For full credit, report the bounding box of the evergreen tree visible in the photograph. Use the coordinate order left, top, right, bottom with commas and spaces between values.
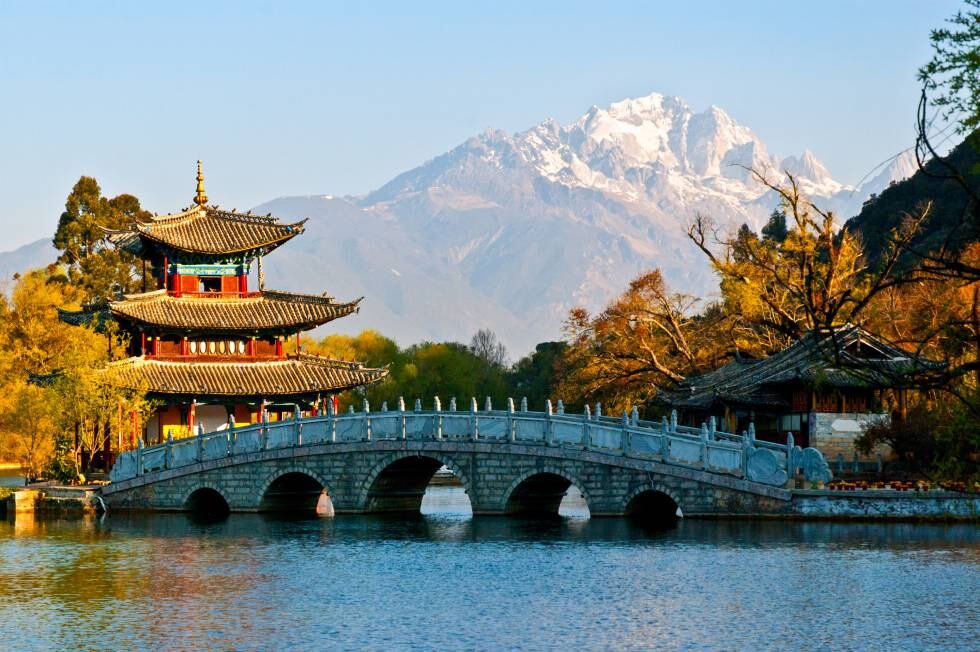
53, 176, 151, 301
761, 209, 788, 243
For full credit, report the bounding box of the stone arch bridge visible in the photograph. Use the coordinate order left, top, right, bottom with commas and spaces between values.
102, 399, 831, 519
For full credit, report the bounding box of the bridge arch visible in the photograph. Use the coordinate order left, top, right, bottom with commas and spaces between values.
622, 483, 682, 524
358, 451, 474, 514
257, 465, 334, 515
500, 466, 592, 516
182, 483, 231, 518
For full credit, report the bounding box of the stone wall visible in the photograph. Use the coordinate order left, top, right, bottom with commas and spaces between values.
809, 412, 888, 462
790, 490, 979, 520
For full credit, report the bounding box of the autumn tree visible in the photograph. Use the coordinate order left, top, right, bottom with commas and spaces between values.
559, 269, 725, 412
687, 170, 925, 356
53, 176, 151, 301
0, 268, 152, 478
0, 381, 59, 481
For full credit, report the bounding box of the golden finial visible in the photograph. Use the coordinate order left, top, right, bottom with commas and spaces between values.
193, 160, 208, 206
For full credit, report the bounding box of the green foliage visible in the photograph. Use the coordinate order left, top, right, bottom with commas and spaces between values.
53, 176, 151, 301
507, 342, 569, 412
306, 330, 515, 411
856, 396, 980, 482
761, 209, 788, 243
45, 432, 77, 484
918, 0, 980, 133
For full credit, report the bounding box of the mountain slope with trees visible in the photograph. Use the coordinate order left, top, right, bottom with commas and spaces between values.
845, 133, 980, 268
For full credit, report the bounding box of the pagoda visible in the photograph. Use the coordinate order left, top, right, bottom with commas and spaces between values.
62, 162, 387, 443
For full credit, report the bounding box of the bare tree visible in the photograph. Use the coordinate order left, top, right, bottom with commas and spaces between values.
470, 328, 507, 367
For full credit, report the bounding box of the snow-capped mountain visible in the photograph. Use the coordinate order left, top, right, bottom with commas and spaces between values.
253, 92, 909, 354
1, 93, 913, 355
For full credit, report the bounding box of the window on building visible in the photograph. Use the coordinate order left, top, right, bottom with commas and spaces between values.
199, 277, 221, 293
778, 413, 808, 433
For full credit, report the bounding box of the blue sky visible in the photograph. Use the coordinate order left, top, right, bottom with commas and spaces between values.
0, 0, 962, 248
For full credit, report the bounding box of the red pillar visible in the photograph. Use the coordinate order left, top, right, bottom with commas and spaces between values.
162, 256, 168, 291
275, 339, 283, 357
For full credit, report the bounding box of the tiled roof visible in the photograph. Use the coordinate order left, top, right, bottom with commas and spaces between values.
107, 289, 360, 332
661, 325, 946, 410
104, 204, 306, 256
106, 354, 388, 397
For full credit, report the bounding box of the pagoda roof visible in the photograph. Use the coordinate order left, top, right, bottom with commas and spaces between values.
106, 354, 388, 397
104, 204, 307, 257
103, 289, 361, 333
660, 325, 946, 411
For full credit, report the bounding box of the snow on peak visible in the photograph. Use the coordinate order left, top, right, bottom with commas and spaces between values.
781, 149, 833, 184
858, 149, 919, 196
263, 91, 920, 355
509, 92, 790, 189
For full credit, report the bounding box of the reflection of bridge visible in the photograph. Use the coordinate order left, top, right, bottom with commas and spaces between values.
103, 399, 831, 519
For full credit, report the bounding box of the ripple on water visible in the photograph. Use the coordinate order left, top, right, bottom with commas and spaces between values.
0, 486, 977, 651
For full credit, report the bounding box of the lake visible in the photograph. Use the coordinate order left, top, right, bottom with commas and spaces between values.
0, 485, 978, 651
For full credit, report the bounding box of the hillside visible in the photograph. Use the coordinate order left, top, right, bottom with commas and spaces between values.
0, 238, 57, 285
845, 133, 980, 266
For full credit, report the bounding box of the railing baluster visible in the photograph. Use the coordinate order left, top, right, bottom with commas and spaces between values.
398, 397, 407, 440
700, 422, 709, 469
136, 437, 144, 476
197, 423, 205, 462
545, 400, 554, 446
434, 396, 442, 440
582, 404, 591, 449
621, 410, 630, 456
295, 405, 303, 446
471, 397, 479, 440
363, 399, 371, 441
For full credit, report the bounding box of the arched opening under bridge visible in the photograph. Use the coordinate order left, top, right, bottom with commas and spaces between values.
624, 489, 681, 528
184, 487, 230, 519
366, 456, 471, 515
260, 472, 334, 516
505, 472, 590, 518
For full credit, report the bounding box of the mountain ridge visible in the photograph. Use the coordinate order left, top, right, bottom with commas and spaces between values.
2, 92, 915, 354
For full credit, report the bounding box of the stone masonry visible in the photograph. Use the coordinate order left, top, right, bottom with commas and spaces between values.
809, 412, 889, 462
101, 440, 792, 516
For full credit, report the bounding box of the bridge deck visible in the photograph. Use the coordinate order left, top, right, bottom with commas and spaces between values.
109, 402, 830, 492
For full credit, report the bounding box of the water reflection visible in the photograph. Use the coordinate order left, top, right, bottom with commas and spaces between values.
1, 486, 978, 651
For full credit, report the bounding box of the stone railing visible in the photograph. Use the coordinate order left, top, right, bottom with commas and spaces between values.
109, 398, 832, 487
